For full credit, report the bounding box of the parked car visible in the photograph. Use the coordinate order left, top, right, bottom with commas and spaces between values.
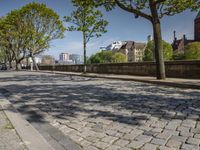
0, 63, 7, 70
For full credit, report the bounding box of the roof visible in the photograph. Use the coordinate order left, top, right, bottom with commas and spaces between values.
196, 10, 200, 19
120, 41, 146, 50
134, 43, 146, 49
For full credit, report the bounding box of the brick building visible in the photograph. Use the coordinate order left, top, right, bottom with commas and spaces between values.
172, 11, 200, 52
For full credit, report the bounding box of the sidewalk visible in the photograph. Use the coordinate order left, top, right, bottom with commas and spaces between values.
0, 94, 54, 150
0, 104, 27, 150
39, 70, 200, 90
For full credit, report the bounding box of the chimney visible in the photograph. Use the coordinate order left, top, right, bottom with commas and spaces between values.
173, 30, 177, 42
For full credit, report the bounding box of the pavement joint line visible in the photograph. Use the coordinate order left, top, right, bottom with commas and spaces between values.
0, 95, 55, 150
34, 70, 200, 90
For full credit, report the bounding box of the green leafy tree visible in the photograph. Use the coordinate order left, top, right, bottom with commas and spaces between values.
65, 0, 108, 73
1, 10, 30, 70
143, 40, 173, 61
88, 51, 127, 63
111, 52, 127, 63
94, 0, 199, 79
89, 51, 113, 63
185, 42, 200, 60
0, 3, 65, 70
173, 51, 185, 60
20, 3, 65, 70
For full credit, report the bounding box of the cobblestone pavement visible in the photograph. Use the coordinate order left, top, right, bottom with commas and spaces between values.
0, 105, 27, 150
0, 71, 200, 150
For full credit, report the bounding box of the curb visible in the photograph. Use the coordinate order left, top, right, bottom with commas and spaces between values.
36, 71, 200, 90
0, 95, 54, 150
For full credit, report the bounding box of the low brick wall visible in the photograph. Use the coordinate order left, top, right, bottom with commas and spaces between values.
39, 60, 200, 79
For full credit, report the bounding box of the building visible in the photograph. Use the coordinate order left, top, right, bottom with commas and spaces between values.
116, 41, 146, 62
106, 41, 126, 50
59, 53, 70, 61
172, 11, 200, 52
69, 54, 83, 64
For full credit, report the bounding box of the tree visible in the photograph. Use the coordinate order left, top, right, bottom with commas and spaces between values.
65, 0, 108, 73
173, 51, 185, 60
95, 0, 199, 79
88, 50, 127, 63
89, 51, 113, 63
143, 40, 173, 61
1, 10, 30, 70
41, 55, 55, 65
185, 42, 200, 60
0, 3, 65, 71
19, 3, 65, 70
111, 52, 127, 63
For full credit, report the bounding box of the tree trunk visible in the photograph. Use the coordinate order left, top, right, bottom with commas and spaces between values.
152, 20, 166, 79
15, 60, 21, 71
83, 32, 87, 73
9, 61, 12, 69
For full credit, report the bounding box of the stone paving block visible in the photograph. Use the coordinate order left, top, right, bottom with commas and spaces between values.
122, 133, 139, 140
159, 146, 176, 150
151, 138, 167, 146
119, 127, 132, 133
170, 135, 187, 143
186, 137, 200, 146
165, 139, 182, 149
181, 143, 200, 150
141, 143, 158, 150
105, 145, 121, 150
79, 140, 92, 147
93, 141, 110, 149
120, 147, 132, 150
83, 145, 99, 150
135, 134, 152, 143
127, 140, 145, 149
180, 131, 194, 137
190, 128, 200, 134
101, 136, 118, 144
194, 134, 200, 139
114, 139, 129, 147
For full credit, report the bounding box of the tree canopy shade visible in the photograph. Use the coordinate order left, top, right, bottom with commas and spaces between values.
143, 40, 173, 61
184, 42, 200, 60
0, 2, 65, 70
65, 0, 108, 73
88, 51, 127, 64
94, 0, 200, 79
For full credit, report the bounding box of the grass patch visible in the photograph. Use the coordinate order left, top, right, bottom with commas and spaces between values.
4, 122, 14, 129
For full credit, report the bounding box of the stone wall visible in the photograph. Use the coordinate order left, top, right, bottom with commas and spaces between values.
39, 60, 200, 79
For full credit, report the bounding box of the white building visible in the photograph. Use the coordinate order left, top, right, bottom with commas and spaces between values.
59, 53, 70, 61
106, 41, 125, 50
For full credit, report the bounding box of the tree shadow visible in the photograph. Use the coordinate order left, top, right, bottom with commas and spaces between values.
0, 73, 200, 127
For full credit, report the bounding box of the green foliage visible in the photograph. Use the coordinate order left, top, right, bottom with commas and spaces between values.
185, 42, 200, 60
65, 0, 108, 42
173, 51, 185, 60
111, 52, 127, 63
0, 2, 65, 69
88, 51, 127, 64
65, 0, 108, 68
143, 40, 173, 61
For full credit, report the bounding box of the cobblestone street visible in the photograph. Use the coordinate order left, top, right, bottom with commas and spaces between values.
0, 71, 200, 150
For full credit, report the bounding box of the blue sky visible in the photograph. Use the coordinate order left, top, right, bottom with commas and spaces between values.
0, 0, 197, 59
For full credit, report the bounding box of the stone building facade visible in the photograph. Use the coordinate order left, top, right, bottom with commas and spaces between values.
114, 41, 146, 62
172, 11, 200, 52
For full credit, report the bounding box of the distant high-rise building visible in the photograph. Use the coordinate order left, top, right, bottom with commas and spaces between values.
59, 53, 70, 61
